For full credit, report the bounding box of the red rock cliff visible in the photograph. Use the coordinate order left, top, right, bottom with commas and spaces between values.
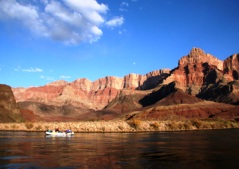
12, 69, 170, 110
163, 48, 224, 95
223, 54, 239, 81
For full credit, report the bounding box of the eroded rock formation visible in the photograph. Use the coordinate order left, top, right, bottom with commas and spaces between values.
163, 48, 224, 95
9, 47, 239, 121
0, 84, 22, 122
13, 69, 170, 110
223, 54, 239, 81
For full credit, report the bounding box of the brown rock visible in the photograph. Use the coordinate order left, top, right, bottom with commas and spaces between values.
179, 47, 223, 70
125, 93, 239, 120
223, 54, 239, 81
12, 69, 170, 112
0, 84, 22, 122
9, 47, 239, 121
163, 48, 224, 95
156, 89, 203, 105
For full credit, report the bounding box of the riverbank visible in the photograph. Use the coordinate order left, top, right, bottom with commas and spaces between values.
0, 119, 239, 132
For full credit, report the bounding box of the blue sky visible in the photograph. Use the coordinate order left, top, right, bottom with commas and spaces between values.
0, 0, 239, 88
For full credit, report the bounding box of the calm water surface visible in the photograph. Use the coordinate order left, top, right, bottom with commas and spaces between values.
0, 129, 239, 169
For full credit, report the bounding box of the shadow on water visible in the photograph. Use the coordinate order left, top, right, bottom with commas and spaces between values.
0, 129, 239, 169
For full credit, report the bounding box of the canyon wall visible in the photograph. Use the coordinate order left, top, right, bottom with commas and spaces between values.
10, 47, 239, 120
13, 69, 170, 110
162, 48, 237, 95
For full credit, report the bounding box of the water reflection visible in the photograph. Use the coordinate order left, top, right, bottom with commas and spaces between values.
0, 130, 239, 168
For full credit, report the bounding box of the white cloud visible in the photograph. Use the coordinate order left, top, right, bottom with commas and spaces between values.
119, 29, 126, 35
119, 2, 129, 12
14, 67, 20, 72
60, 75, 71, 79
64, 0, 107, 24
0, 0, 46, 35
43, 0, 108, 44
14, 67, 43, 72
40, 75, 54, 81
121, 2, 129, 7
22, 68, 43, 72
40, 0, 48, 5
106, 16, 124, 28
0, 0, 123, 45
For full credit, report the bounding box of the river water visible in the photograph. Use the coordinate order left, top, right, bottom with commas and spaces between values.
0, 129, 239, 169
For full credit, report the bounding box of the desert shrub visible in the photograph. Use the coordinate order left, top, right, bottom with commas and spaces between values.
80, 127, 87, 132
44, 125, 50, 130
177, 122, 185, 130
118, 125, 124, 131
0, 124, 9, 130
222, 121, 239, 128
25, 122, 34, 129
191, 119, 204, 129
2, 124, 9, 130
202, 122, 211, 129
35, 125, 42, 131
208, 119, 237, 129
210, 122, 220, 129
167, 121, 179, 130
11, 124, 18, 130
234, 116, 239, 122
231, 122, 239, 128
183, 122, 191, 130
150, 122, 160, 130
128, 119, 142, 130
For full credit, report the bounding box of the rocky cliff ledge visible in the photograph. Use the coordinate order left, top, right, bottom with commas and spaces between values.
163, 48, 238, 95
223, 54, 239, 81
12, 69, 170, 110
179, 48, 223, 70
0, 84, 22, 122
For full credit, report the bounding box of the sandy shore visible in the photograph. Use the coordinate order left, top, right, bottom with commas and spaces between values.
0, 119, 239, 132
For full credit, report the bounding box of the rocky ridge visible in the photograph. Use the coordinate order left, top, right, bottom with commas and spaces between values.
13, 69, 170, 110
6, 47, 239, 121
162, 48, 238, 96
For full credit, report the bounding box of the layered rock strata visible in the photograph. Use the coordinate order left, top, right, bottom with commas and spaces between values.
10, 47, 239, 121
13, 69, 170, 110
162, 48, 238, 96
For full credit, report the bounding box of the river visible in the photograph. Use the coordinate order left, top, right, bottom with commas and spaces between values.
0, 129, 239, 169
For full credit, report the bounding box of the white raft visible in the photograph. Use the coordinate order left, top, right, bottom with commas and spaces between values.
45, 130, 74, 137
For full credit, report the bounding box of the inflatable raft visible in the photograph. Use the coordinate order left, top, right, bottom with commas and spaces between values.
45, 130, 74, 136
